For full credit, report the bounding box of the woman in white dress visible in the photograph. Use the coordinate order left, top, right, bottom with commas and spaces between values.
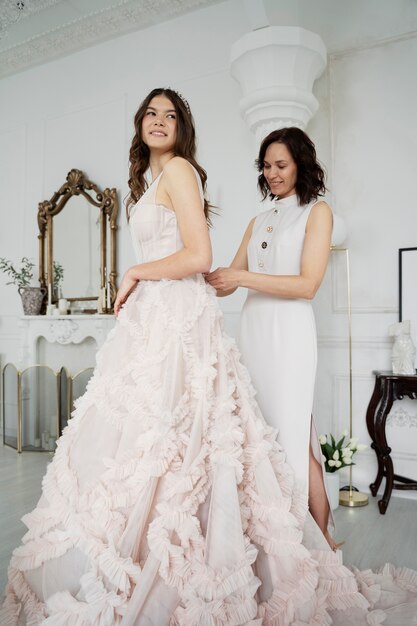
207, 128, 335, 549
2, 93, 417, 626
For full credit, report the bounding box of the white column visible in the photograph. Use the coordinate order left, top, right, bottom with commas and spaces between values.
230, 26, 327, 141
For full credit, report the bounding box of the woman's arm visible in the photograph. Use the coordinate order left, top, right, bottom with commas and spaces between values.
208, 201, 332, 300
209, 217, 255, 297
115, 157, 212, 316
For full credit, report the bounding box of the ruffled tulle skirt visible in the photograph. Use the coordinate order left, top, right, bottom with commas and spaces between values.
2, 275, 417, 625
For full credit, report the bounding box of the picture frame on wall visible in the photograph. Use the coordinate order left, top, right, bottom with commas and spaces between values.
399, 247, 417, 367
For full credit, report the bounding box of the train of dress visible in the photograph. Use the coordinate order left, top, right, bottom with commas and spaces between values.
1, 275, 417, 625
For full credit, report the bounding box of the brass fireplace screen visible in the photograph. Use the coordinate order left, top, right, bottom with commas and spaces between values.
2, 364, 93, 453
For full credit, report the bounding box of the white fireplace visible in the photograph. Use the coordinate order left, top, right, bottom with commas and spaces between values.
18, 314, 115, 373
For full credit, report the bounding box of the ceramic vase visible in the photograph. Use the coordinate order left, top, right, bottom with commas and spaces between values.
19, 287, 47, 315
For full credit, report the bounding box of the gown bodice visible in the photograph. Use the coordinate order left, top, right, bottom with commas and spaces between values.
128, 168, 204, 264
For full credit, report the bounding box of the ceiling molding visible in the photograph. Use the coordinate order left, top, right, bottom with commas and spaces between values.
0, 0, 223, 79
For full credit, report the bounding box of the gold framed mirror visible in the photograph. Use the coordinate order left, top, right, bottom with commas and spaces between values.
38, 169, 118, 313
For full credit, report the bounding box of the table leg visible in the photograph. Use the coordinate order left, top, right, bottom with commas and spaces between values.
366, 378, 384, 496
374, 379, 394, 514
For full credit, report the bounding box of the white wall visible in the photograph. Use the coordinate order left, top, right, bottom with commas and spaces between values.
1, 0, 417, 496
0, 0, 258, 360
314, 31, 417, 494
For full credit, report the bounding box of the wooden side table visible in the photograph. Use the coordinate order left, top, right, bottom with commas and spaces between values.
366, 370, 417, 514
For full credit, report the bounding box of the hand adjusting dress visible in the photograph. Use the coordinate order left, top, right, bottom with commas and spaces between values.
2, 171, 417, 626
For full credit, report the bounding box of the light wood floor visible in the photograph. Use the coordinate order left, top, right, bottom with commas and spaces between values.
1, 443, 417, 593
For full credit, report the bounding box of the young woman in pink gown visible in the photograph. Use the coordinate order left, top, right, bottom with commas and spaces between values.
2, 90, 417, 626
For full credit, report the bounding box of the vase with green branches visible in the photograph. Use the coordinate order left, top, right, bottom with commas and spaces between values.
0, 257, 46, 315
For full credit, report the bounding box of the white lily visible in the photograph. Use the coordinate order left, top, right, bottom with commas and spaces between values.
319, 435, 327, 445
333, 450, 340, 461
329, 459, 342, 468
349, 437, 359, 450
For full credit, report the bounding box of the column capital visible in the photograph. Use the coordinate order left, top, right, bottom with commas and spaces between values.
230, 26, 327, 141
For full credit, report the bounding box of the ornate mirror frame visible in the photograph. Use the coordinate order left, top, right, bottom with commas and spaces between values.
38, 169, 118, 313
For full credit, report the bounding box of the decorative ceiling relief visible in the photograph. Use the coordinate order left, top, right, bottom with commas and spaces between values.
0, 0, 60, 41
0, 0, 222, 78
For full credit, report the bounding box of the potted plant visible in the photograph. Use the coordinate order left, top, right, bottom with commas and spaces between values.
319, 431, 367, 510
0, 257, 46, 315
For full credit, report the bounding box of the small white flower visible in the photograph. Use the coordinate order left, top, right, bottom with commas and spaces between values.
319, 435, 327, 445
344, 457, 353, 465
335, 460, 342, 468
328, 460, 337, 467
341, 430, 348, 437
333, 450, 340, 461
356, 444, 367, 451
322, 454, 327, 463
342, 448, 353, 458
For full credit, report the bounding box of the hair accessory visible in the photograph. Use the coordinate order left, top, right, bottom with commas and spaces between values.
166, 88, 191, 115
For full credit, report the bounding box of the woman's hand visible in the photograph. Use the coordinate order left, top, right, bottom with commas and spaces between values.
206, 267, 244, 292
114, 268, 138, 318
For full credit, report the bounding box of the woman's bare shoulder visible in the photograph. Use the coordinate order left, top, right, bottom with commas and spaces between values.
311, 199, 332, 213
163, 156, 193, 177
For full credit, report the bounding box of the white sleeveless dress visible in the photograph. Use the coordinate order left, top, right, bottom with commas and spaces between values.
240, 194, 323, 498
2, 173, 417, 626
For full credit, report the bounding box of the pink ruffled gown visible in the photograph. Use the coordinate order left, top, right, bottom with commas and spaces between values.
2, 169, 417, 625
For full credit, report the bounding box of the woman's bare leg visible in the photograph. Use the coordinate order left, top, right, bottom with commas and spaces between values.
308, 445, 337, 550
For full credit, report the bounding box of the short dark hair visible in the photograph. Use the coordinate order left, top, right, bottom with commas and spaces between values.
256, 127, 326, 205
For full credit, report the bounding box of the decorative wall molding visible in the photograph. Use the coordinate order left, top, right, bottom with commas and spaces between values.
387, 407, 417, 428
0, 333, 20, 340
318, 336, 392, 350
330, 259, 398, 314
0, 0, 222, 78
361, 446, 417, 463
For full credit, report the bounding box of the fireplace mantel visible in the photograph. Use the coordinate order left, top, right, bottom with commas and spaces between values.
18, 314, 116, 370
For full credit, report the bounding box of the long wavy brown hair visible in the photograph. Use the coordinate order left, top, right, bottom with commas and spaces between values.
126, 88, 211, 222
256, 127, 326, 205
